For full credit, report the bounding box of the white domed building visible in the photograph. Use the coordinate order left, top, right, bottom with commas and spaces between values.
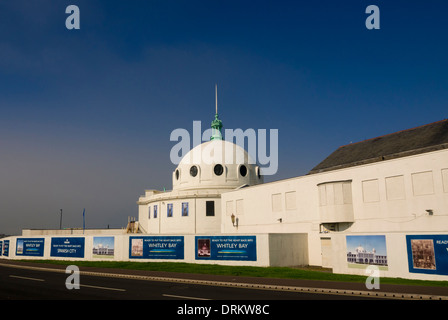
137, 113, 263, 235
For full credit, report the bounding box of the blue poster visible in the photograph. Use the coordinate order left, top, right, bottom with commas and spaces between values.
16, 238, 45, 256
2, 240, 9, 256
406, 235, 448, 275
129, 236, 184, 259
195, 236, 257, 261
50, 237, 85, 258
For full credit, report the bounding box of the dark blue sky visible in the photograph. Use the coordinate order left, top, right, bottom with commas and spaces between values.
1, 1, 447, 234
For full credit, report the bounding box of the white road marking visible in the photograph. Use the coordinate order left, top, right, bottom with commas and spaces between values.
162, 294, 211, 300
80, 284, 126, 292
9, 275, 45, 282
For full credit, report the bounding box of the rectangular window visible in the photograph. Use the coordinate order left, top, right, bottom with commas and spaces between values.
206, 201, 215, 216
342, 182, 353, 204
271, 193, 282, 212
442, 168, 448, 193
385, 175, 405, 200
154, 205, 158, 218
167, 203, 173, 217
285, 191, 297, 210
318, 184, 326, 206
362, 179, 380, 203
412, 171, 434, 196
182, 202, 189, 216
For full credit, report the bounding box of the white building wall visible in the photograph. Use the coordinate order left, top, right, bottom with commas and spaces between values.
137, 189, 222, 235
4, 148, 447, 280
221, 148, 448, 276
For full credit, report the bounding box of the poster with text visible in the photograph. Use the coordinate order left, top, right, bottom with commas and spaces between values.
129, 236, 184, 259
16, 238, 45, 256
195, 236, 257, 261
50, 237, 85, 258
406, 235, 448, 275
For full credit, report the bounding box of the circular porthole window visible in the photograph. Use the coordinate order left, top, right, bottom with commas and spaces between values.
190, 165, 198, 177
214, 164, 224, 176
239, 165, 247, 177
175, 169, 180, 180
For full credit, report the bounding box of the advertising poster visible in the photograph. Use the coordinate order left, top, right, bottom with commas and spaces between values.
346, 235, 388, 270
195, 236, 257, 261
3, 240, 9, 257
129, 236, 184, 259
16, 238, 45, 257
50, 237, 85, 258
92, 237, 115, 259
406, 235, 448, 275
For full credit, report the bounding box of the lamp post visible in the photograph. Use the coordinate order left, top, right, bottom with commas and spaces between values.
60, 209, 63, 229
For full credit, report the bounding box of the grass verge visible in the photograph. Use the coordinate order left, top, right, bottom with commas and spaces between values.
20, 259, 448, 288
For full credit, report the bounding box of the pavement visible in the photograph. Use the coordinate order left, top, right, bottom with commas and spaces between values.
1, 259, 447, 300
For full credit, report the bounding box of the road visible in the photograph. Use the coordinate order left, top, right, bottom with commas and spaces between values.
1, 261, 445, 319
0, 264, 372, 300
2, 262, 393, 319
2, 262, 392, 319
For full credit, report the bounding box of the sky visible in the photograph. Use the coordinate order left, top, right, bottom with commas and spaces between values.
346, 235, 387, 256
0, 1, 447, 235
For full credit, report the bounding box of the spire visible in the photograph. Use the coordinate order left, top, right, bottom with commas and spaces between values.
210, 84, 223, 141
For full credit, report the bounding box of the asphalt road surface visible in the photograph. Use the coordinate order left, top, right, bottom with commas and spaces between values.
1, 262, 393, 320
0, 264, 375, 300
1, 261, 443, 319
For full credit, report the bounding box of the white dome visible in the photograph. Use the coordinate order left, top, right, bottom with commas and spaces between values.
179, 140, 254, 166
173, 140, 263, 191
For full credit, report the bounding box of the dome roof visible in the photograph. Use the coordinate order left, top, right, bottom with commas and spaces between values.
173, 139, 263, 191
172, 101, 264, 191
179, 140, 255, 166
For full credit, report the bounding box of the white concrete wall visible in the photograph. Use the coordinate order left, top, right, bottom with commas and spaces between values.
268, 233, 308, 267
3, 231, 448, 280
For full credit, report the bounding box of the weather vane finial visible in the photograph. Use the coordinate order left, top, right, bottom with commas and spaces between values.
210, 84, 223, 141
215, 83, 218, 115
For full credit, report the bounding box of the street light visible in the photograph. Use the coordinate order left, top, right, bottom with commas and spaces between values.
60, 209, 63, 229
